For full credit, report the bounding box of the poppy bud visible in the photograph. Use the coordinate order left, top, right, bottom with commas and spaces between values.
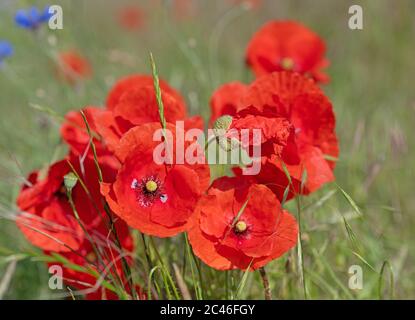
63, 172, 78, 192
213, 115, 233, 136
213, 115, 240, 152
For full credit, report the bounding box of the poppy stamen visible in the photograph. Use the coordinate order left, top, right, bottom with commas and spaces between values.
145, 180, 158, 193
234, 220, 248, 234
280, 57, 295, 70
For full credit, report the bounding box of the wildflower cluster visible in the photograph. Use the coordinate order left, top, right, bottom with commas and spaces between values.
15, 14, 338, 299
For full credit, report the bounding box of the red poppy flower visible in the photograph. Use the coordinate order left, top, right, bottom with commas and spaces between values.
117, 5, 144, 31
210, 72, 338, 200
57, 50, 92, 84
106, 75, 186, 111
228, 114, 296, 159
16, 155, 119, 252
97, 75, 203, 152
17, 198, 84, 253
60, 107, 119, 169
16, 160, 83, 252
246, 21, 329, 83
188, 176, 298, 270
101, 122, 210, 237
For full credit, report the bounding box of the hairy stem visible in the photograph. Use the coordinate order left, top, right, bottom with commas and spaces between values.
259, 267, 272, 300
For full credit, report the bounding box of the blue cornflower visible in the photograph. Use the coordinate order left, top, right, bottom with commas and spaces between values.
15, 6, 52, 30
0, 41, 13, 64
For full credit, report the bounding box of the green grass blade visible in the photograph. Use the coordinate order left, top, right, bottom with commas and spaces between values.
378, 260, 395, 300
234, 261, 253, 299
337, 184, 362, 216
149, 52, 167, 131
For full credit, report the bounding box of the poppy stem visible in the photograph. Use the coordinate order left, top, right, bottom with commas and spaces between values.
259, 267, 272, 300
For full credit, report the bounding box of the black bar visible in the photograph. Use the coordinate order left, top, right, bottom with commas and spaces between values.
0, 300, 412, 318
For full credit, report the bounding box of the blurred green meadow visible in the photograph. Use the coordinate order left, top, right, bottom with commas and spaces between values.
0, 0, 414, 299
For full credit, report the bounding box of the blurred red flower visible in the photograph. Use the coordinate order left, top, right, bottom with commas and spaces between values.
106, 74, 185, 110
246, 21, 329, 83
188, 176, 298, 270
101, 122, 210, 238
230, 0, 262, 9
210, 72, 339, 200
117, 5, 144, 31
96, 74, 203, 152
57, 50, 92, 84
173, 0, 196, 19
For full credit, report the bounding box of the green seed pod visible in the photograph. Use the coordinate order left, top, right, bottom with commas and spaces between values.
63, 172, 78, 192
213, 115, 233, 137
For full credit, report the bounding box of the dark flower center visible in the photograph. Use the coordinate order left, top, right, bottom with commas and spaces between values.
131, 175, 168, 207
